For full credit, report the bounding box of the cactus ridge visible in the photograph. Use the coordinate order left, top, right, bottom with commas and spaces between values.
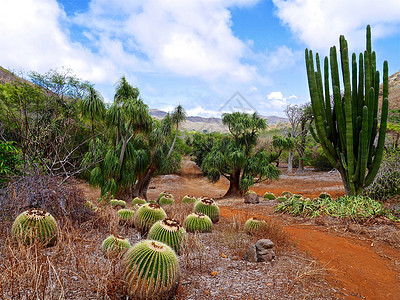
193, 198, 220, 223
134, 203, 168, 235
122, 240, 180, 299
148, 218, 187, 254
12, 208, 58, 247
117, 209, 135, 226
101, 234, 131, 258
244, 217, 267, 234
158, 194, 175, 206
184, 212, 213, 233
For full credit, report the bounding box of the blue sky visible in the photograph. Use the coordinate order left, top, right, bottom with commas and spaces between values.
1, 0, 399, 117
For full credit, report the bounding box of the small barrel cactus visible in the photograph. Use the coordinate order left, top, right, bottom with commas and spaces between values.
184, 212, 212, 233
194, 198, 219, 223
132, 196, 147, 206
134, 203, 167, 235
281, 191, 293, 198
12, 208, 58, 247
101, 234, 131, 258
157, 191, 171, 201
318, 192, 331, 199
244, 217, 268, 235
158, 194, 175, 206
84, 200, 98, 211
122, 240, 180, 299
182, 195, 197, 204
148, 218, 187, 254
263, 192, 276, 200
117, 209, 135, 226
110, 199, 126, 208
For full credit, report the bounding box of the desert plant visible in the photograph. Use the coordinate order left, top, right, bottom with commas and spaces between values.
184, 212, 213, 233
158, 194, 175, 206
122, 240, 180, 299
182, 195, 197, 203
264, 192, 276, 200
117, 209, 135, 226
101, 234, 131, 258
245, 190, 257, 196
12, 208, 58, 247
157, 192, 170, 201
276, 196, 287, 203
134, 203, 167, 235
110, 199, 126, 208
318, 192, 331, 199
132, 196, 147, 206
305, 25, 389, 195
148, 218, 187, 254
243, 217, 268, 235
193, 198, 220, 223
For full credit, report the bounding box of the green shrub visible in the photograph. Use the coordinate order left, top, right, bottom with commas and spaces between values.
309, 147, 335, 171
12, 208, 58, 247
148, 218, 187, 254
0, 141, 22, 187
318, 192, 331, 199
122, 240, 180, 299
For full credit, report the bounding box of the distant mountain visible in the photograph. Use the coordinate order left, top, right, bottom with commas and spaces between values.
386, 70, 400, 110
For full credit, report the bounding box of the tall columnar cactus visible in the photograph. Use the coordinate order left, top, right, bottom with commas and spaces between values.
244, 217, 267, 235
305, 25, 389, 195
184, 212, 212, 233
193, 198, 220, 223
148, 218, 187, 254
101, 234, 131, 258
134, 203, 167, 235
12, 209, 58, 247
122, 240, 180, 299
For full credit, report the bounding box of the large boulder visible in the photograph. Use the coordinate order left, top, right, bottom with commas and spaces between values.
255, 239, 275, 262
244, 192, 260, 204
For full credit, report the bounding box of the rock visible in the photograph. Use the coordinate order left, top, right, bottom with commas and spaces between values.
243, 243, 257, 262
255, 239, 275, 262
244, 193, 260, 204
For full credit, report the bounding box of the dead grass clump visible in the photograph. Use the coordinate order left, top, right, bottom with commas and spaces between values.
252, 219, 294, 252
0, 220, 126, 299
0, 175, 93, 224
163, 202, 194, 225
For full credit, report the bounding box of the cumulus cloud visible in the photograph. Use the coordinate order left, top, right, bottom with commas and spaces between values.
273, 0, 400, 51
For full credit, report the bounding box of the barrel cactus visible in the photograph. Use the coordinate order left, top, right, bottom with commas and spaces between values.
148, 218, 187, 254
184, 212, 212, 233
117, 209, 135, 226
318, 192, 331, 199
263, 192, 276, 200
193, 198, 219, 223
182, 195, 197, 204
122, 240, 180, 300
276, 196, 287, 203
158, 194, 174, 206
157, 191, 171, 201
12, 208, 58, 247
101, 234, 131, 258
132, 196, 147, 206
111, 199, 126, 208
244, 217, 267, 235
134, 203, 167, 235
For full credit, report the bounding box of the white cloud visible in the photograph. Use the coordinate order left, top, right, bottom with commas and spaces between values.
273, 0, 400, 51
186, 106, 221, 118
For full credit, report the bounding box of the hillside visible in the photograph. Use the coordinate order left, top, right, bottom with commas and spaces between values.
387, 70, 400, 110
0, 67, 29, 85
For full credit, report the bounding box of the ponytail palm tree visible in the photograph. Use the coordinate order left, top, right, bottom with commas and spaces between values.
167, 105, 187, 158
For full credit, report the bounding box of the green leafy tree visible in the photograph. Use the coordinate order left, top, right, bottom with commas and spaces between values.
166, 105, 187, 158
200, 112, 280, 197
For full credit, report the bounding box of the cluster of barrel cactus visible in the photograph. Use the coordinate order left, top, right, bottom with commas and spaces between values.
194, 198, 220, 223
110, 199, 126, 208
12, 208, 58, 247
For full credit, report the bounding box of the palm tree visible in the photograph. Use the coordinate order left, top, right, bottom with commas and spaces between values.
166, 105, 187, 158
81, 85, 105, 150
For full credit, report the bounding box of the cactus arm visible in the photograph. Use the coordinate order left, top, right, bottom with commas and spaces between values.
309, 124, 320, 143
324, 56, 334, 140
365, 97, 388, 186
357, 53, 364, 116
357, 107, 369, 187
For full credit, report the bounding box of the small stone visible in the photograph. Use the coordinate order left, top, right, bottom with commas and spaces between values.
211, 271, 218, 277
244, 193, 260, 204
243, 243, 257, 262
221, 253, 227, 258
255, 239, 275, 262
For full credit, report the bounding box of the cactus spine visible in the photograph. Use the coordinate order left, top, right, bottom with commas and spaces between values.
184, 212, 212, 233
122, 240, 180, 299
305, 25, 389, 195
12, 209, 58, 247
148, 218, 187, 254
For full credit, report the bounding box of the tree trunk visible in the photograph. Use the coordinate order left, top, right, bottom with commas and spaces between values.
132, 168, 156, 199
288, 150, 294, 173
167, 127, 178, 159
223, 169, 242, 197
